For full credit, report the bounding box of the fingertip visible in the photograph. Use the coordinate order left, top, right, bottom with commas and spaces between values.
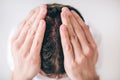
62, 7, 69, 12
39, 4, 47, 19
40, 4, 47, 8
71, 10, 75, 13
61, 7, 69, 16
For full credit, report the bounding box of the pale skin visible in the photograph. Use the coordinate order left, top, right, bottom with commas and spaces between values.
11, 5, 99, 80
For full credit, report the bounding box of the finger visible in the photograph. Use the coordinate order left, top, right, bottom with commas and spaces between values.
39, 4, 47, 19
27, 4, 47, 48
70, 35, 83, 61
20, 9, 40, 56
71, 10, 86, 28
14, 8, 39, 49
71, 11, 98, 60
32, 5, 47, 31
61, 7, 85, 60
70, 10, 89, 52
11, 10, 35, 43
84, 25, 97, 48
30, 20, 46, 56
71, 10, 96, 47
60, 24, 75, 62
61, 7, 76, 39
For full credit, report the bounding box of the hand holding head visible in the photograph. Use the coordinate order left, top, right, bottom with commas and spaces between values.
60, 7, 99, 80
11, 5, 47, 80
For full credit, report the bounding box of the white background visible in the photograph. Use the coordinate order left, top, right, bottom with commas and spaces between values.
0, 0, 120, 80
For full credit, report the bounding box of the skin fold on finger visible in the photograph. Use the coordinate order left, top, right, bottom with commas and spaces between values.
30, 20, 46, 57
60, 24, 75, 63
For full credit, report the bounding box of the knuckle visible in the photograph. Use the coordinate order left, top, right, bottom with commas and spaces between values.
28, 21, 33, 26
92, 43, 97, 50
65, 44, 72, 52
13, 40, 21, 49
86, 52, 92, 59
29, 28, 36, 36
21, 28, 28, 36
30, 55, 39, 64
27, 20, 33, 27
79, 55, 87, 64
70, 34, 77, 40
85, 46, 91, 54
84, 46, 94, 59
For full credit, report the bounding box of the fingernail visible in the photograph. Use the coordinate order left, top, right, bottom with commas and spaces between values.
62, 7, 70, 16
62, 7, 69, 12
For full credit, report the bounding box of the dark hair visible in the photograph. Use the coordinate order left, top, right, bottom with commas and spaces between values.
40, 3, 84, 77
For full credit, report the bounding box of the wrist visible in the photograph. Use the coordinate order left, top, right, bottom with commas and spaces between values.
90, 70, 99, 80
72, 70, 99, 80
74, 75, 99, 80
11, 71, 31, 80
85, 71, 99, 80
85, 70, 99, 80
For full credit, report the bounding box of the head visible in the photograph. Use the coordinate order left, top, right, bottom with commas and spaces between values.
40, 3, 84, 78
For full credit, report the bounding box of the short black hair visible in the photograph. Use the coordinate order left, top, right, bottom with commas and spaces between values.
40, 3, 84, 77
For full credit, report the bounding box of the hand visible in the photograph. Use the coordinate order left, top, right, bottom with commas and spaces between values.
11, 5, 47, 80
60, 7, 99, 80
